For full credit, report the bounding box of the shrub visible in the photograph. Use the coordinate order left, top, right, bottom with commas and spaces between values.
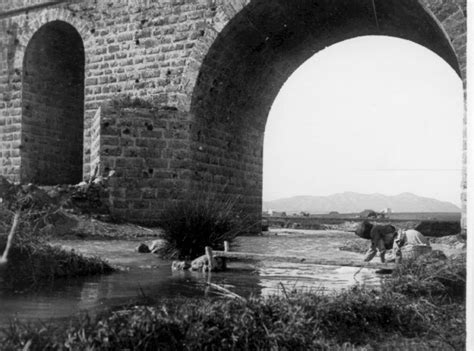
1, 242, 114, 291
1, 209, 114, 292
157, 195, 247, 259
0, 289, 447, 350
384, 251, 466, 303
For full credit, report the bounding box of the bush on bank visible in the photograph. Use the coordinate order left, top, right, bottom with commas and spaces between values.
157, 195, 247, 259
384, 252, 466, 303
1, 242, 114, 291
0, 210, 114, 292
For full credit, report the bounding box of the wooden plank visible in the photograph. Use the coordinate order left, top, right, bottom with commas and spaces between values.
213, 250, 396, 270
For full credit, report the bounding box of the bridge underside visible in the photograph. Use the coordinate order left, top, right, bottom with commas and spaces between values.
186, 0, 462, 231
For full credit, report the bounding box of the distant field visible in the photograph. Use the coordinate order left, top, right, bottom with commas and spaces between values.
308, 212, 461, 221
263, 212, 461, 232
376, 212, 460, 221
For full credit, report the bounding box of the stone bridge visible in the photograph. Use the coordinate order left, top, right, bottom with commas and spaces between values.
0, 0, 467, 231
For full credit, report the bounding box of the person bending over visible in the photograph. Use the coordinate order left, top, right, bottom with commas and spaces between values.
354, 220, 397, 263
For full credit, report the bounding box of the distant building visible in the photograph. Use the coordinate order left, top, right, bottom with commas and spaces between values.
262, 209, 287, 217
379, 208, 392, 219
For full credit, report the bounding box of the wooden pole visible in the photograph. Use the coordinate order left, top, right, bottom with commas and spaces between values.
205, 246, 214, 272
0, 210, 20, 265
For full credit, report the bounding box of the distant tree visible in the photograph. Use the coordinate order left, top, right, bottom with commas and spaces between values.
359, 209, 377, 218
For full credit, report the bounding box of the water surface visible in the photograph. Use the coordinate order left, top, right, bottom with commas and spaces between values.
0, 229, 381, 326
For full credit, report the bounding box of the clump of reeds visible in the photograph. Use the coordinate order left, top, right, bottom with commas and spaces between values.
157, 194, 248, 259
384, 251, 466, 303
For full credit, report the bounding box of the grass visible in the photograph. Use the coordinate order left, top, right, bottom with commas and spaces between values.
1, 242, 114, 291
1, 209, 114, 292
157, 195, 248, 259
384, 251, 466, 303
0, 252, 466, 350
0, 284, 464, 350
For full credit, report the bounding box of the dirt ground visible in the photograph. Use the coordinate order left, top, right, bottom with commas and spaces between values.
41, 212, 162, 240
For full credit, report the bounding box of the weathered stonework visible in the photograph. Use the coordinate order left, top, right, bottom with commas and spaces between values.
97, 99, 193, 222
0, 0, 467, 230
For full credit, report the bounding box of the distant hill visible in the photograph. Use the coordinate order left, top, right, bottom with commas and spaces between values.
263, 192, 460, 214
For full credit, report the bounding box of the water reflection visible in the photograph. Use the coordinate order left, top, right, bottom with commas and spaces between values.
0, 229, 381, 326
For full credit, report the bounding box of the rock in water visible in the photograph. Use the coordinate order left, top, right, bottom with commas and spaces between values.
190, 255, 225, 272
171, 261, 191, 271
149, 240, 162, 253
137, 243, 151, 253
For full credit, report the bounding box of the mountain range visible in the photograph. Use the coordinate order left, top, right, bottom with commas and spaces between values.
262, 192, 460, 214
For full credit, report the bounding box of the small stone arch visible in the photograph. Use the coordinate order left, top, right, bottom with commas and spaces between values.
12, 8, 93, 72
21, 19, 86, 184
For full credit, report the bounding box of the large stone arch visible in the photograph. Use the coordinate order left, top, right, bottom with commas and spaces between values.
21, 20, 85, 184
185, 0, 465, 228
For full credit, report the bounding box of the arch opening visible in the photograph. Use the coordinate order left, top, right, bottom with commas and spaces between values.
188, 0, 462, 226
263, 36, 463, 213
21, 20, 85, 185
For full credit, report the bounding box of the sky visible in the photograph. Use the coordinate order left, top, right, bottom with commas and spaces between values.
263, 36, 463, 206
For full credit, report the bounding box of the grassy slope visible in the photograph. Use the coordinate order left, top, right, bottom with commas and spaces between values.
1, 242, 114, 291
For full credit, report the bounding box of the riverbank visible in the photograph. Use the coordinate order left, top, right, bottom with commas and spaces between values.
0, 252, 465, 350
0, 238, 114, 292
0, 211, 116, 292
0, 226, 466, 350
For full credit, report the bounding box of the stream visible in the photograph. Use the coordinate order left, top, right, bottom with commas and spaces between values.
0, 229, 382, 326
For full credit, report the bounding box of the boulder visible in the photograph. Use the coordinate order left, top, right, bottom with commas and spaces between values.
136, 243, 151, 253
171, 260, 191, 271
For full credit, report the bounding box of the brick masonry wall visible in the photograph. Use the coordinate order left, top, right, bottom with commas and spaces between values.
98, 99, 193, 223
0, 0, 467, 230
420, 0, 467, 231
0, 0, 54, 13
0, 0, 214, 182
